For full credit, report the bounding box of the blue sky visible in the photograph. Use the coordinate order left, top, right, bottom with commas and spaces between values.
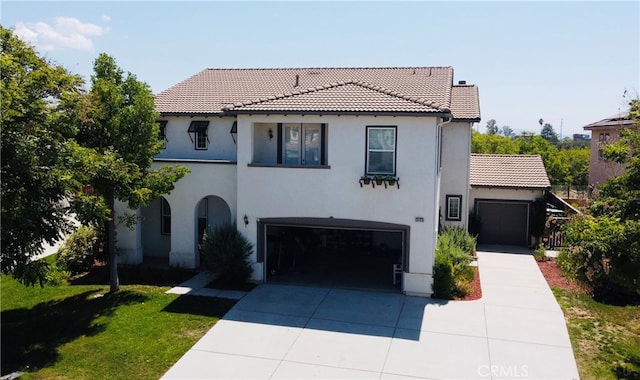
2, 1, 639, 137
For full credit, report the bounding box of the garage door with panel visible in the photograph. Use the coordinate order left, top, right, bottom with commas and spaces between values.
476, 201, 529, 246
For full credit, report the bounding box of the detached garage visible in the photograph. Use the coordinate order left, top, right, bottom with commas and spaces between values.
469, 154, 551, 247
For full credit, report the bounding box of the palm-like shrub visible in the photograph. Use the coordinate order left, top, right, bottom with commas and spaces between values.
201, 223, 253, 286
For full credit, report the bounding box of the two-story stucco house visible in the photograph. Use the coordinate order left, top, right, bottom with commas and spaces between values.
114, 67, 480, 297
583, 111, 635, 187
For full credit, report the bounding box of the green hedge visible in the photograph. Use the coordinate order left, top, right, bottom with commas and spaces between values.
432, 227, 476, 299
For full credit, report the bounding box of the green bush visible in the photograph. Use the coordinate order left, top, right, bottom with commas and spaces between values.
440, 226, 476, 256
432, 227, 475, 299
559, 215, 640, 299
56, 225, 98, 275
533, 243, 547, 261
433, 253, 455, 299
201, 223, 253, 287
45, 262, 71, 285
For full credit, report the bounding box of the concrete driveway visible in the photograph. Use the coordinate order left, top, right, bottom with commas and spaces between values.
162, 248, 579, 379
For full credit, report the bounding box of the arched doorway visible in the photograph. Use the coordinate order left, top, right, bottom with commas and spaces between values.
195, 195, 232, 248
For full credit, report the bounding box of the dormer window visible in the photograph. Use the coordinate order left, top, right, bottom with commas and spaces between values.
188, 121, 210, 150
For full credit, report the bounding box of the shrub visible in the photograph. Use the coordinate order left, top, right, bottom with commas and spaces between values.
432, 227, 475, 299
533, 243, 547, 261
201, 222, 253, 287
441, 226, 476, 256
559, 215, 640, 299
46, 262, 71, 285
56, 225, 98, 275
432, 253, 455, 299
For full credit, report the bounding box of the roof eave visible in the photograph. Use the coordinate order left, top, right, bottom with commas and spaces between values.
451, 117, 481, 123
471, 184, 551, 190
223, 110, 453, 117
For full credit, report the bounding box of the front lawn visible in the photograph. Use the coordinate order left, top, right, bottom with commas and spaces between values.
553, 288, 640, 380
539, 260, 640, 379
1, 270, 236, 379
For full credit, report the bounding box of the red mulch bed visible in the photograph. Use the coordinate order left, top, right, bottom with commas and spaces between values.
455, 257, 585, 301
536, 259, 586, 293
457, 265, 482, 301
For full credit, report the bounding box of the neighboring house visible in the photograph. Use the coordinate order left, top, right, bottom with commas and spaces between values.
583, 111, 635, 187
115, 67, 480, 297
468, 154, 551, 246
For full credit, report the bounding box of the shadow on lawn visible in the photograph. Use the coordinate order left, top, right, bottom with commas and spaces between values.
1, 290, 147, 375
163, 295, 237, 318
70, 264, 197, 287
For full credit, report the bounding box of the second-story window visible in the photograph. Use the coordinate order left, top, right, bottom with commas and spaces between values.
366, 126, 397, 175
277, 123, 326, 166
188, 121, 210, 150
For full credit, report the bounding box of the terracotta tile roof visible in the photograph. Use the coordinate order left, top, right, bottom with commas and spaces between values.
470, 154, 551, 189
155, 67, 478, 116
583, 111, 636, 130
225, 81, 445, 113
451, 85, 480, 121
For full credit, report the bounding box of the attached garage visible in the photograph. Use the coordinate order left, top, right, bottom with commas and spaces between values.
256, 218, 409, 291
469, 154, 551, 248
475, 200, 530, 246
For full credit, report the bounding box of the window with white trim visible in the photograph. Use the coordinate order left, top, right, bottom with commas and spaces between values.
366, 126, 396, 175
446, 195, 462, 221
160, 197, 171, 235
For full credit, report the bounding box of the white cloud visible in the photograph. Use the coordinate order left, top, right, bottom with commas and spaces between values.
101, 15, 111, 22
13, 17, 108, 52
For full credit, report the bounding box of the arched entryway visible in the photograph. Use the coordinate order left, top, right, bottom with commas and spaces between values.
141, 196, 172, 259
195, 195, 232, 248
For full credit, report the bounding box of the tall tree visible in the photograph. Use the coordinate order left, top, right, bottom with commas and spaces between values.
485, 119, 499, 135
74, 53, 189, 292
1, 26, 85, 285
501, 125, 515, 138
540, 122, 559, 143
591, 99, 640, 220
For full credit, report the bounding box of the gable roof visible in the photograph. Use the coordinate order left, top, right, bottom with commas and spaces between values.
470, 154, 551, 189
583, 111, 636, 130
451, 84, 481, 121
155, 67, 480, 120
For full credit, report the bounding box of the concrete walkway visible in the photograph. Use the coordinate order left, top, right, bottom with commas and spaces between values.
162, 249, 579, 379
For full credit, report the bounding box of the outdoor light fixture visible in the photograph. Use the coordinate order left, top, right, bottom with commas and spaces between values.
268, 128, 273, 140
243, 215, 249, 226
230, 121, 238, 144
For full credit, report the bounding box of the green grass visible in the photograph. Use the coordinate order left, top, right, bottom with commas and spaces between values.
1, 269, 236, 379
553, 288, 640, 380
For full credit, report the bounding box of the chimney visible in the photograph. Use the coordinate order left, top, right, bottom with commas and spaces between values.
294, 74, 299, 87
458, 80, 467, 85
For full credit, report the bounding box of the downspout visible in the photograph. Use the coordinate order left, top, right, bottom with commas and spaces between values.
433, 115, 452, 262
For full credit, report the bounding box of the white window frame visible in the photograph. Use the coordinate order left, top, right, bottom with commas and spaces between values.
366, 126, 397, 175
446, 195, 462, 221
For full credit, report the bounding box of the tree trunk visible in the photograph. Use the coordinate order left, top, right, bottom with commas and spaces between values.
107, 189, 119, 293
